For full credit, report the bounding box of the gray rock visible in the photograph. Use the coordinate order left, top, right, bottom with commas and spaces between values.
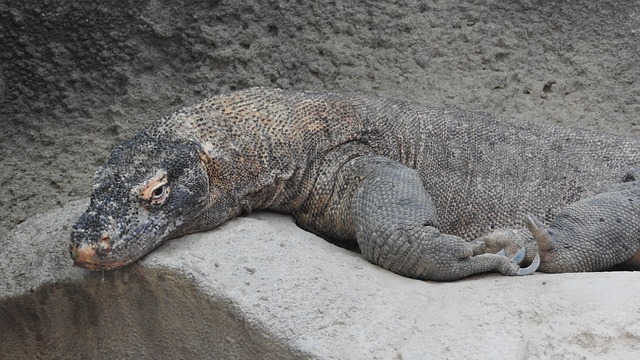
2, 201, 639, 359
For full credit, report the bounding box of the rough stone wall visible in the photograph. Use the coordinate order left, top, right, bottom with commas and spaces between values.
1, 0, 639, 238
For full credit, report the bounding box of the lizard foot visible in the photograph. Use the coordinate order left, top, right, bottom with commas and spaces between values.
497, 246, 540, 275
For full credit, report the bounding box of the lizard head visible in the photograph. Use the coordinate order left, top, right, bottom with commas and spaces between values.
69, 130, 218, 271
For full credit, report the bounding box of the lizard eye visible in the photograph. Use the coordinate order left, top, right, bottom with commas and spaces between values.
152, 184, 167, 200
139, 176, 171, 206
150, 183, 170, 204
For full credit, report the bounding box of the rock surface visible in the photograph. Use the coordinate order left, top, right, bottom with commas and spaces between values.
2, 201, 640, 359
1, 0, 640, 359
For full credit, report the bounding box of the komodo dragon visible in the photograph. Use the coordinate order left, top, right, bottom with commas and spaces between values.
69, 87, 640, 281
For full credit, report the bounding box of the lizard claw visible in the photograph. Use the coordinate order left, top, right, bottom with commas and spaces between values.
517, 254, 540, 275
512, 246, 526, 265
495, 246, 525, 264
496, 246, 539, 275
524, 215, 553, 252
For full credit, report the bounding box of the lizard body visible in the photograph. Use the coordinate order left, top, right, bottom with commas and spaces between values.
70, 88, 640, 280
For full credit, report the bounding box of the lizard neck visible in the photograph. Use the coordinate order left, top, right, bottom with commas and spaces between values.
241, 165, 310, 213
195, 137, 311, 215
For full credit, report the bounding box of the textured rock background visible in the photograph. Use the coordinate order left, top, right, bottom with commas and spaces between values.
1, 0, 639, 238
1, 0, 640, 359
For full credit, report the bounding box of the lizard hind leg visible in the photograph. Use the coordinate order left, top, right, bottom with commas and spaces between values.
525, 180, 640, 273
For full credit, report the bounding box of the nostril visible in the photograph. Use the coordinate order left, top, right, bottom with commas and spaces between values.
98, 233, 112, 254
69, 243, 78, 257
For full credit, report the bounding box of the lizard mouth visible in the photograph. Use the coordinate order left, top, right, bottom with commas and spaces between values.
69, 220, 169, 271
69, 243, 129, 271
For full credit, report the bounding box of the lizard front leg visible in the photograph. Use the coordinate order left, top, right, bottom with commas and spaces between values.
294, 154, 537, 281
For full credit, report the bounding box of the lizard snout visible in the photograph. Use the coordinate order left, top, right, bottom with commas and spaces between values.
69, 242, 98, 268
69, 233, 122, 270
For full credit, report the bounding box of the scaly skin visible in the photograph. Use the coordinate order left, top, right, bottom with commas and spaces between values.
70, 87, 640, 280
